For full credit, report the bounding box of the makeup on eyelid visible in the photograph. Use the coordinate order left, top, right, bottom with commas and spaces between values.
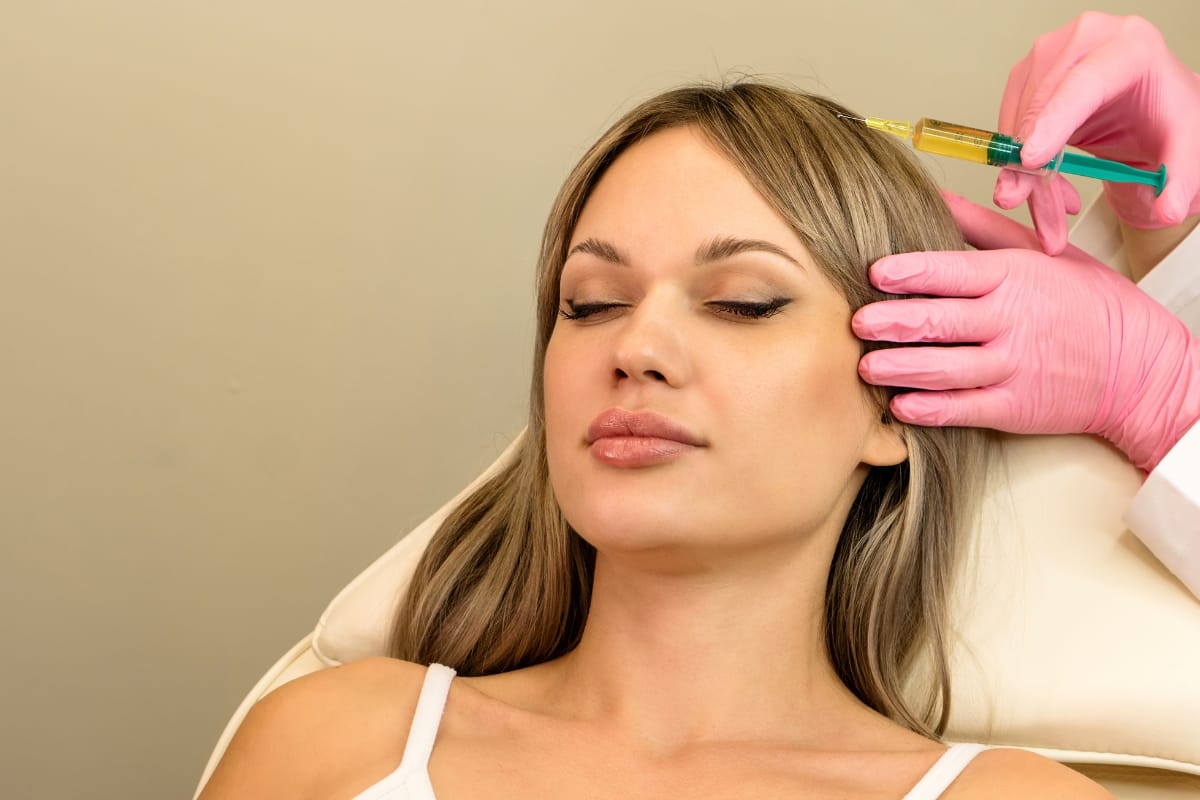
558, 297, 792, 321
559, 270, 797, 307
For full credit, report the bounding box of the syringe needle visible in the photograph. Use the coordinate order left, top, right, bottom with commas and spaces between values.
836, 113, 913, 140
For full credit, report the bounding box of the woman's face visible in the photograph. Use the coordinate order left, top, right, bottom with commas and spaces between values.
544, 125, 906, 565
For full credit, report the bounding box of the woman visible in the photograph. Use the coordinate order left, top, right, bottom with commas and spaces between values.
199, 83, 1111, 799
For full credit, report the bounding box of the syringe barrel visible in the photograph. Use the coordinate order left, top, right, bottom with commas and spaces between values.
900, 116, 1164, 193
911, 119, 1022, 167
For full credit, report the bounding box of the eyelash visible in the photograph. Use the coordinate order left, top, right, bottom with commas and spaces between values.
558, 298, 792, 321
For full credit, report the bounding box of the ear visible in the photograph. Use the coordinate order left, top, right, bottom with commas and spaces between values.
862, 415, 908, 467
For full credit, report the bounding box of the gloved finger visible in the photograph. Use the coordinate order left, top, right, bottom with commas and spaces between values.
888, 387, 1023, 430
868, 248, 1009, 297
853, 298, 1003, 343
995, 168, 1081, 216
1060, 175, 1083, 214
1019, 35, 1149, 164
858, 345, 1011, 391
1026, 178, 1071, 255
1155, 135, 1198, 225
941, 191, 1040, 251
1005, 20, 1093, 144
994, 170, 1037, 210
1104, 182, 1176, 229
998, 51, 1034, 134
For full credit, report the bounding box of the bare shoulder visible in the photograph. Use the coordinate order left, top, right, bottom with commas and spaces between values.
944, 747, 1115, 799
198, 657, 429, 800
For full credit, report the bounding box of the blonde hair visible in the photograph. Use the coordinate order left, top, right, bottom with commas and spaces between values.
389, 81, 990, 738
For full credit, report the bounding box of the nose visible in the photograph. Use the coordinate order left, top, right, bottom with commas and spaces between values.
611, 294, 691, 388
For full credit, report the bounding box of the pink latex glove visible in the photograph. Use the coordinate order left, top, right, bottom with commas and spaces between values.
853, 192, 1200, 473
994, 12, 1200, 255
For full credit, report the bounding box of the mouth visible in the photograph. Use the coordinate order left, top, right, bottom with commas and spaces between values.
585, 408, 705, 468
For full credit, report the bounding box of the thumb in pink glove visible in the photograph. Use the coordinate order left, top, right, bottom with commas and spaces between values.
994, 12, 1200, 254
853, 192, 1200, 473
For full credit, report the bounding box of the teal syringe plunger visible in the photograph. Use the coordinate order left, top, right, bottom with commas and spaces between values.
842, 115, 1167, 195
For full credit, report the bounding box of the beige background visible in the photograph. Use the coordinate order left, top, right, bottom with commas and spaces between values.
2, 2, 1197, 798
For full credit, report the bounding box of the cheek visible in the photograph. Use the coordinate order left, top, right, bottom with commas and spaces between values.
543, 335, 564, 424
543, 333, 583, 465
543, 333, 577, 412
733, 331, 876, 480
803, 339, 875, 439
543, 332, 606, 535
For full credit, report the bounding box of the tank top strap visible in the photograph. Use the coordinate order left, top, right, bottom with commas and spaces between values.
397, 663, 457, 772
901, 743, 989, 800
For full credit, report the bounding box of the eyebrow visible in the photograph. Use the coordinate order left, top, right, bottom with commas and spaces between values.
565, 235, 804, 270
696, 236, 804, 269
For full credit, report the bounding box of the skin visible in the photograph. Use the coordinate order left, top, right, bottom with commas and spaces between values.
198, 125, 1114, 800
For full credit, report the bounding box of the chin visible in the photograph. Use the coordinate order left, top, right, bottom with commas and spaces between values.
564, 492, 707, 553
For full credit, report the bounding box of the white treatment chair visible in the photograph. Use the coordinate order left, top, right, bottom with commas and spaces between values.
193, 426, 1200, 799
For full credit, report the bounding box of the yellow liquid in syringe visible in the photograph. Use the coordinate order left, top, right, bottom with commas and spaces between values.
911, 119, 1019, 166
861, 116, 1020, 167
855, 113, 1167, 194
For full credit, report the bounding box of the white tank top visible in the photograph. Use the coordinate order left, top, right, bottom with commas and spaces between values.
351, 664, 988, 799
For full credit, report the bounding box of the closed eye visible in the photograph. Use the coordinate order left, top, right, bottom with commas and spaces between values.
707, 298, 792, 318
558, 301, 627, 321
558, 298, 792, 322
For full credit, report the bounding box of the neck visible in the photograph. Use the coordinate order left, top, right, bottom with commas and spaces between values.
534, 538, 890, 756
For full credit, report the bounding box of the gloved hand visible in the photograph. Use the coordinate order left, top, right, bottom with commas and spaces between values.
994, 11, 1200, 255
853, 192, 1200, 473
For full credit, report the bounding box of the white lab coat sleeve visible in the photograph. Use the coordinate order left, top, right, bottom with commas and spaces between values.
1069, 197, 1200, 597
1123, 217, 1200, 599
1125, 421, 1200, 598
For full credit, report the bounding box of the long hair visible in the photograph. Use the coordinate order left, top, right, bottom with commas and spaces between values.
389, 81, 990, 738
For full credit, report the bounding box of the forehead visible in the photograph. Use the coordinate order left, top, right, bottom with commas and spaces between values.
570, 126, 805, 256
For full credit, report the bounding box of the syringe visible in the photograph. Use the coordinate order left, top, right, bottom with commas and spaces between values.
841, 115, 1167, 195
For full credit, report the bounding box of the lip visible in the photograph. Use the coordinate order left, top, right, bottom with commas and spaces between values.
586, 408, 705, 468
